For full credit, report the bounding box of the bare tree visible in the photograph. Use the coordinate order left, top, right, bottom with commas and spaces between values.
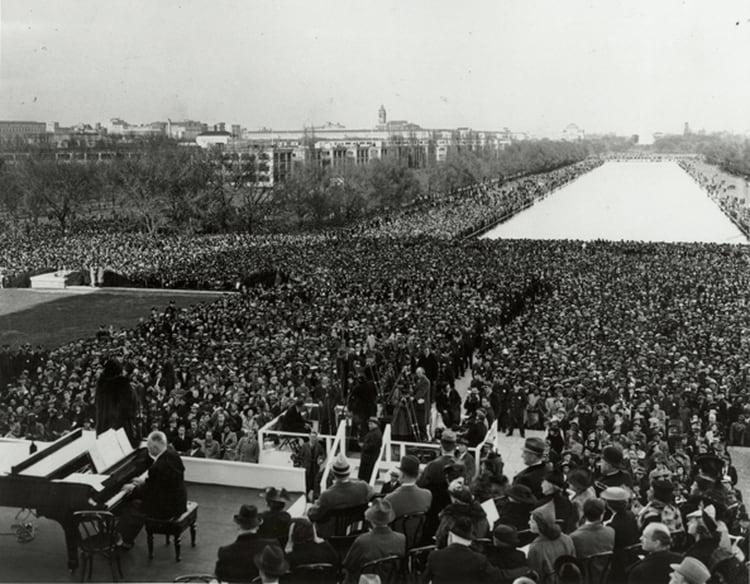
15, 157, 100, 233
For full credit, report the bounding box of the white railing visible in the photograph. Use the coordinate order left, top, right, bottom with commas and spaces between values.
319, 420, 349, 494
369, 423, 392, 487
257, 408, 336, 465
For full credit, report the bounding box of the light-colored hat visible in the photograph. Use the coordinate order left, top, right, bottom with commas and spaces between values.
669, 557, 710, 584
600, 487, 629, 501
332, 453, 350, 478
365, 498, 395, 526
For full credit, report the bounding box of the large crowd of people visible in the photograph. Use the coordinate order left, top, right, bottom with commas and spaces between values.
1, 156, 749, 583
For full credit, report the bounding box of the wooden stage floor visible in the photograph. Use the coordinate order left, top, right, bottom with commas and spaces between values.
0, 483, 290, 583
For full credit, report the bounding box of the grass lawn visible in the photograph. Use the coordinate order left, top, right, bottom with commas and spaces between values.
0, 289, 225, 349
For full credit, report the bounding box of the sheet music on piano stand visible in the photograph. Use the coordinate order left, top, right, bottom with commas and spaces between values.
89, 429, 129, 473
114, 428, 134, 457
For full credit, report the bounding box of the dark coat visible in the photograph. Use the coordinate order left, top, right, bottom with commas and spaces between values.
627, 550, 683, 584
281, 405, 307, 433
308, 480, 375, 537
343, 526, 406, 584
434, 501, 490, 548
417, 453, 456, 535
139, 447, 187, 519
95, 373, 140, 446
497, 499, 534, 531
537, 491, 579, 534
422, 543, 501, 584
485, 546, 530, 584
288, 539, 339, 569
606, 510, 640, 584
214, 532, 278, 583
513, 462, 549, 500
258, 509, 292, 548
358, 426, 383, 481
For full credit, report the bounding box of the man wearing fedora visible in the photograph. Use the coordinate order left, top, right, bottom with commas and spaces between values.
667, 556, 711, 584
342, 499, 405, 584
512, 437, 549, 500
627, 522, 683, 584
422, 516, 501, 584
595, 445, 633, 492
215, 505, 277, 583
254, 544, 290, 584
358, 416, 383, 481
384, 454, 432, 519
308, 452, 374, 537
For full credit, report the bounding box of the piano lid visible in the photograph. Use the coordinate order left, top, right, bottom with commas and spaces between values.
12, 429, 96, 477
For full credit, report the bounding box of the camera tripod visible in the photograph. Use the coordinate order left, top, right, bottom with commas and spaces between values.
394, 395, 424, 442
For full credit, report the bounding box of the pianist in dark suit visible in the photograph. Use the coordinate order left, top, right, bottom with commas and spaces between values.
95, 358, 141, 447
116, 430, 187, 548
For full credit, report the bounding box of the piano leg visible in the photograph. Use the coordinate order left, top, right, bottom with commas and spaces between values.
63, 523, 80, 571
39, 509, 80, 571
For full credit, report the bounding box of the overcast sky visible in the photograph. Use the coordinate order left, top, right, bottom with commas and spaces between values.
1, 0, 749, 137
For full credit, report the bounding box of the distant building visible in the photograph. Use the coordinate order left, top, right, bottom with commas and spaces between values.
236, 105, 512, 174
105, 118, 165, 139
47, 122, 106, 149
0, 120, 48, 147
167, 119, 207, 141
561, 123, 585, 141
196, 131, 232, 149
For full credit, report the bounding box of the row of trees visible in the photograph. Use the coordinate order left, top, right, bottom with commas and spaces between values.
0, 138, 599, 236
653, 133, 750, 178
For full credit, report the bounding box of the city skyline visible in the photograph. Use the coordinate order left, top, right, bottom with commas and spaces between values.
2, 0, 750, 138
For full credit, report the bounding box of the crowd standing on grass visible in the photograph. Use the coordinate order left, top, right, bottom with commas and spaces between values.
0, 158, 749, 582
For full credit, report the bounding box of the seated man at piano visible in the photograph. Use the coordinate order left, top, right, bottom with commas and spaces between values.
116, 430, 187, 549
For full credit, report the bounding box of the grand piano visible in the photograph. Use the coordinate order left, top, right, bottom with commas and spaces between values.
0, 428, 151, 570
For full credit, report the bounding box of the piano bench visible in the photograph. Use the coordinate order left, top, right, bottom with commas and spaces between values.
145, 501, 198, 562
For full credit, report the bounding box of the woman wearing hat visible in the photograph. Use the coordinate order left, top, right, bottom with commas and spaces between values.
258, 487, 292, 548
498, 484, 538, 533
434, 480, 490, 548
536, 470, 578, 534
527, 505, 575, 584
568, 468, 596, 527
285, 517, 339, 576
470, 453, 508, 502
485, 524, 531, 584
95, 357, 141, 447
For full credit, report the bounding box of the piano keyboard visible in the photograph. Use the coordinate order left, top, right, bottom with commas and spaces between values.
103, 470, 148, 509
